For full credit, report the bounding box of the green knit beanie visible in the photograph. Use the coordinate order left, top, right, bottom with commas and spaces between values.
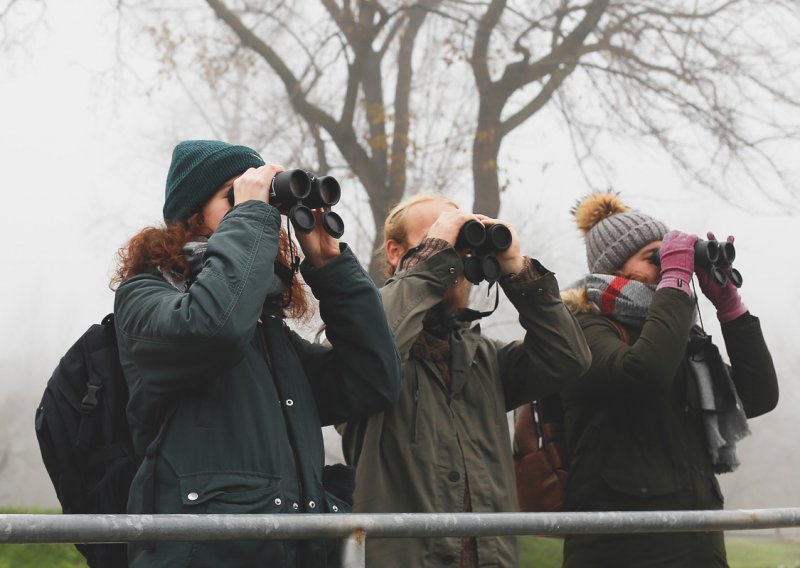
163, 140, 265, 223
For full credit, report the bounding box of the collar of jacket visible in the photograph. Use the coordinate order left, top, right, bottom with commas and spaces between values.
411, 323, 481, 399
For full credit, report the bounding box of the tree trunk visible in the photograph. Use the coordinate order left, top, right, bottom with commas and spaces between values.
472, 98, 503, 217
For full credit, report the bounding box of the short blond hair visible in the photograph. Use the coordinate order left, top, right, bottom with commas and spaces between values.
381, 193, 459, 278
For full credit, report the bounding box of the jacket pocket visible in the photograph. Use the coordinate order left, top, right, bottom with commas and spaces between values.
178, 471, 287, 512
600, 468, 680, 499
179, 471, 292, 567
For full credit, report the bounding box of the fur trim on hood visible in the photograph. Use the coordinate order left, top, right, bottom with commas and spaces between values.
560, 286, 596, 315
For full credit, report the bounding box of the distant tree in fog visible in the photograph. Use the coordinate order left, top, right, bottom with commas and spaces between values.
0, 0, 45, 51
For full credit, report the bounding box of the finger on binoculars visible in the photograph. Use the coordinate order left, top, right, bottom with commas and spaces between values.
706, 231, 735, 245
475, 215, 505, 226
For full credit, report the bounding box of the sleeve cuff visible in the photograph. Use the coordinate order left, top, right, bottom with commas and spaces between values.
399, 238, 452, 273
502, 257, 548, 284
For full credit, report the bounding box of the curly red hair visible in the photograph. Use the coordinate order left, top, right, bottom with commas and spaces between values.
111, 212, 311, 320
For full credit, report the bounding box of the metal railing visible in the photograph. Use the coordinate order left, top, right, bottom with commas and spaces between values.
3, 509, 800, 567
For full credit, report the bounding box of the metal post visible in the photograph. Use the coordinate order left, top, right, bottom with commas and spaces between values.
340, 528, 366, 568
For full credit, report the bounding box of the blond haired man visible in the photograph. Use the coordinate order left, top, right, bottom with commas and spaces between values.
339, 194, 591, 567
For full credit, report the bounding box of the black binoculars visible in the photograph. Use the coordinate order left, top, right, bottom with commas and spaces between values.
227, 169, 345, 238
651, 238, 743, 288
455, 220, 512, 284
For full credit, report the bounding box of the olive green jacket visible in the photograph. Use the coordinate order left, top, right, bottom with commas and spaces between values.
340, 248, 591, 567
561, 287, 778, 568
115, 201, 402, 568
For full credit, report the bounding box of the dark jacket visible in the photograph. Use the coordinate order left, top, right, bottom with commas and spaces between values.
561, 286, 778, 568
341, 246, 591, 567
114, 201, 402, 567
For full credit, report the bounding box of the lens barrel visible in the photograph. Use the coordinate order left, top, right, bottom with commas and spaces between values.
271, 170, 313, 205
486, 224, 512, 253
305, 175, 341, 209
456, 220, 487, 250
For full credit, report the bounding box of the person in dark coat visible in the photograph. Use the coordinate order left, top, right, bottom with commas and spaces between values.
111, 140, 402, 567
560, 192, 779, 568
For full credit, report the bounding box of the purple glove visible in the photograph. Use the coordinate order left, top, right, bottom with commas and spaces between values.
656, 230, 698, 296
696, 232, 747, 322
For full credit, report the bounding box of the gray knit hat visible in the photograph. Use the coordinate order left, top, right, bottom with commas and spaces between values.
163, 140, 265, 223
573, 192, 669, 274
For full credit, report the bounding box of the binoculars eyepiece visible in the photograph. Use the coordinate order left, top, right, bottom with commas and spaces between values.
456, 220, 512, 284
227, 169, 345, 238
651, 238, 742, 288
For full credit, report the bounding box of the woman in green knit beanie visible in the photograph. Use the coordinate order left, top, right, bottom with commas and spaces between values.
111, 140, 402, 568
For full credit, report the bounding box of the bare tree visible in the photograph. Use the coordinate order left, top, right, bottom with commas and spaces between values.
456, 0, 800, 214
123, 0, 475, 281
124, 0, 800, 279
0, 0, 45, 52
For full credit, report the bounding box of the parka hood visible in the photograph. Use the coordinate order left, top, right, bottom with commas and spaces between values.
560, 284, 597, 315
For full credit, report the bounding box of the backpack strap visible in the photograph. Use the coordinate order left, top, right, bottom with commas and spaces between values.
75, 315, 115, 452
603, 315, 632, 345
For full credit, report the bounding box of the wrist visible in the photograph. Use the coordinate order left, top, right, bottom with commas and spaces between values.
500, 255, 526, 276
307, 247, 340, 268
716, 300, 747, 323
656, 268, 693, 296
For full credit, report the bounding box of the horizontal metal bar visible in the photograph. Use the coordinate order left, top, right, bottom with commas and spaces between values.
2, 509, 800, 544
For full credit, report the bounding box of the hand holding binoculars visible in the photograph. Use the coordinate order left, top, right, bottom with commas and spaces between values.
652, 238, 743, 288
227, 169, 345, 238
455, 220, 513, 284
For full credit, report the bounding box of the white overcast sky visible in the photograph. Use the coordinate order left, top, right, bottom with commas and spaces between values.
0, 0, 798, 508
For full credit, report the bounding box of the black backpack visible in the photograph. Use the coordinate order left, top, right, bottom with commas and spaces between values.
35, 314, 136, 567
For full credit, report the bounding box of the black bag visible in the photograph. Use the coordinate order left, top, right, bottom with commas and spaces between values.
34, 314, 134, 568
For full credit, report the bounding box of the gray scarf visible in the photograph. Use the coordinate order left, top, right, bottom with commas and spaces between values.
583, 273, 749, 473
584, 274, 656, 328
686, 334, 751, 473
160, 238, 288, 298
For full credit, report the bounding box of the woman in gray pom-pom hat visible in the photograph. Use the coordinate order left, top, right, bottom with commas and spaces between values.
557, 192, 778, 567
110, 140, 402, 567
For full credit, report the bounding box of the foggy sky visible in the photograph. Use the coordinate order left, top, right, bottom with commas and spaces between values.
0, 1, 798, 511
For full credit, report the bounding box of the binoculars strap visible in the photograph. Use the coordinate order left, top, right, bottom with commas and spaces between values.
456, 284, 500, 323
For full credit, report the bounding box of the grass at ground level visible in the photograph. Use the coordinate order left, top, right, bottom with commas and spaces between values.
2, 510, 799, 567
518, 535, 800, 568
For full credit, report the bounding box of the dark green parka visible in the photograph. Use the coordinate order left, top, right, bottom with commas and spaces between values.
561, 287, 778, 568
114, 201, 402, 567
